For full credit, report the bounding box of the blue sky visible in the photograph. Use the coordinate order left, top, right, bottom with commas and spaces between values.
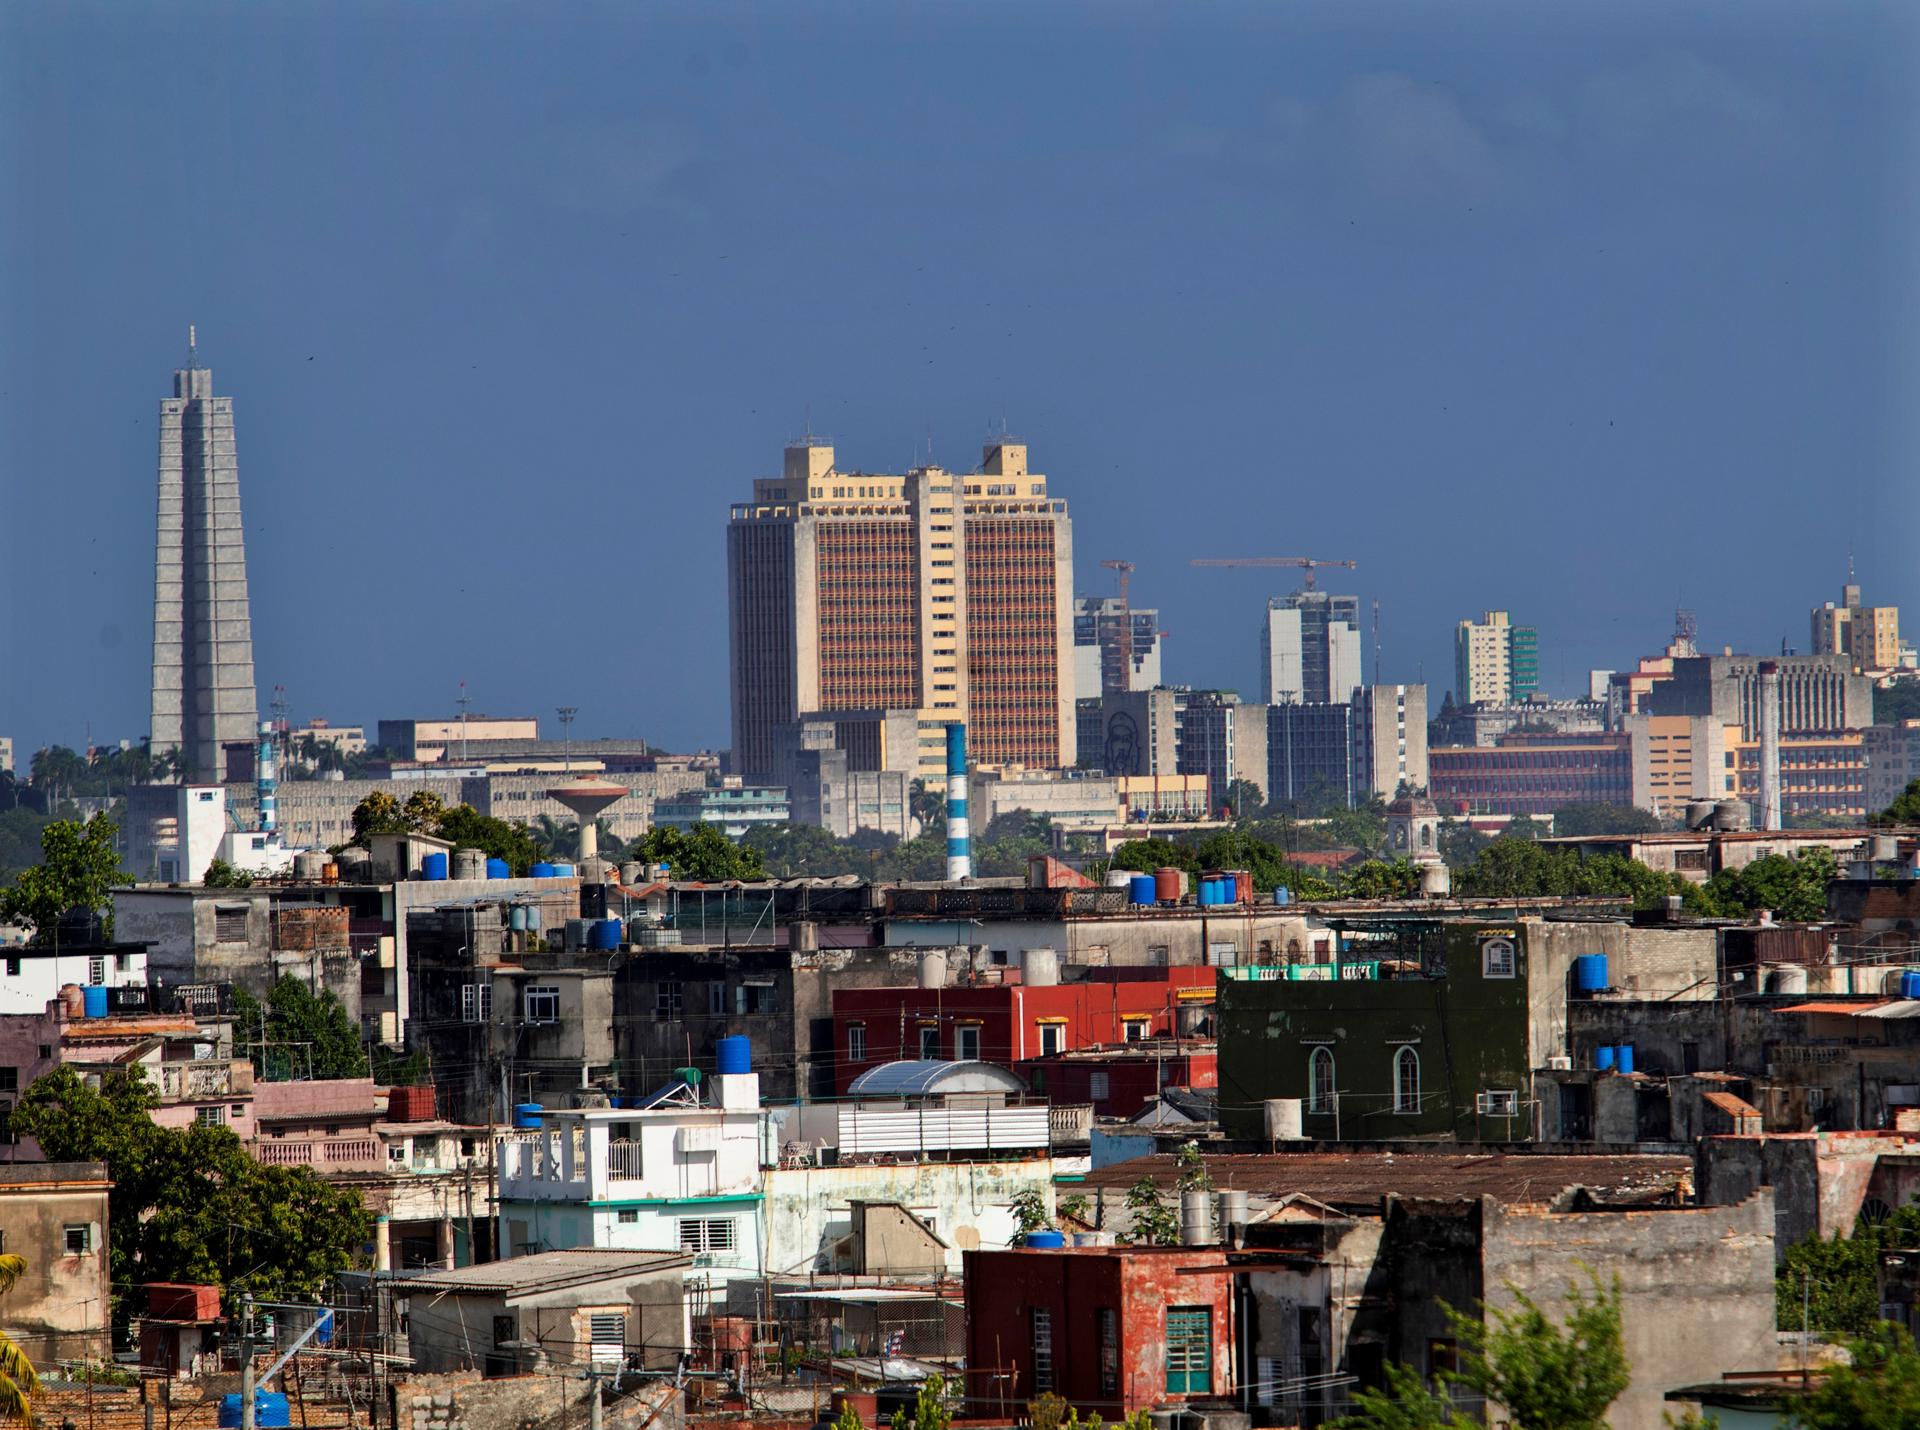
3, 0, 1914, 758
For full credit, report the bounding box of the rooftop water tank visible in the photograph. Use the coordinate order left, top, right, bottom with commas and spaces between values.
918, 950, 949, 989
512, 1103, 544, 1129
486, 856, 511, 880
1022, 946, 1060, 987
588, 918, 622, 951
81, 985, 108, 1018
508, 906, 528, 933
716, 1036, 752, 1075
1105, 869, 1133, 889
1615, 1045, 1636, 1075
219, 1395, 289, 1429
452, 849, 487, 882
531, 862, 558, 878
421, 852, 449, 882
1154, 867, 1183, 904
1128, 874, 1156, 906
1572, 954, 1610, 994
1903, 970, 1920, 1002
1024, 1230, 1065, 1249
1595, 1046, 1616, 1072
1263, 1098, 1304, 1141
1274, 886, 1291, 907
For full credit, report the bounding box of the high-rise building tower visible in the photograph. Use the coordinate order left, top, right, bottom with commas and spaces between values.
1073, 596, 1161, 699
1260, 590, 1362, 705
149, 339, 259, 779
1811, 580, 1902, 672
727, 439, 1075, 781
1454, 611, 1538, 705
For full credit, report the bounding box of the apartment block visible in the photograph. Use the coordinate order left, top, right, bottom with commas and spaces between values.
1074, 596, 1162, 699
1866, 721, 1920, 811
1731, 732, 1868, 821
1079, 688, 1186, 778
1453, 611, 1538, 706
1260, 591, 1362, 705
1626, 714, 1738, 818
1177, 692, 1269, 808
1646, 654, 1871, 738
1429, 733, 1633, 816
727, 440, 1075, 781
1812, 582, 1903, 672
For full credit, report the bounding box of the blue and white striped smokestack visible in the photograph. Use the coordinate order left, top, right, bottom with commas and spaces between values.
257, 720, 277, 834
944, 723, 971, 881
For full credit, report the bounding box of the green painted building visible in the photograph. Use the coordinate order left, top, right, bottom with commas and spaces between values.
1217, 919, 1541, 1142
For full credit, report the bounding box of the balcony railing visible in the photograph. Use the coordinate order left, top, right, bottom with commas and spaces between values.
607, 1141, 644, 1179
251, 1136, 385, 1174
1047, 1103, 1093, 1144
156, 1060, 254, 1102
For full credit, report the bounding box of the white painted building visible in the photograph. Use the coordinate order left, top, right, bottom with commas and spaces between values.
0, 943, 148, 1015
494, 1074, 768, 1305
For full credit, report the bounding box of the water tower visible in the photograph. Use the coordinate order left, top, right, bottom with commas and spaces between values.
548, 778, 629, 864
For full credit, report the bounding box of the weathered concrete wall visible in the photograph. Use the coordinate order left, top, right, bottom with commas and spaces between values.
1481, 1192, 1776, 1430
762, 1159, 1054, 1277
0, 1164, 111, 1362
1522, 919, 1720, 1076
398, 1371, 595, 1430
1700, 1133, 1897, 1257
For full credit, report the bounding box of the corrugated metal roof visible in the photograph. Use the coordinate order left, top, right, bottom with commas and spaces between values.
845, 1060, 1028, 1096
390, 1249, 690, 1294
1078, 1152, 1690, 1209
1859, 1000, 1920, 1020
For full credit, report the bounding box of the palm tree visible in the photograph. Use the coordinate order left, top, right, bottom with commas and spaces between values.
0, 1253, 40, 1424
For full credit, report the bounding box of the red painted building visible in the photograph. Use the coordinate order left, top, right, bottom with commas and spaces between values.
962, 1245, 1234, 1417
832, 967, 1217, 1094
1018, 1044, 1217, 1118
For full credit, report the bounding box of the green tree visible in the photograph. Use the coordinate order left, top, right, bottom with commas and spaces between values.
349, 790, 407, 843
1174, 1140, 1214, 1193
15, 1067, 370, 1307
1797, 1323, 1920, 1428
1009, 1187, 1052, 1244
233, 977, 370, 1081
0, 1254, 41, 1425
202, 858, 253, 888
1875, 683, 1920, 726
743, 822, 856, 877
1550, 804, 1663, 838
1122, 1177, 1178, 1246
1698, 846, 1838, 922
633, 823, 767, 882
1875, 778, 1920, 827
1778, 1202, 1920, 1334
1, 814, 124, 943
1223, 779, 1267, 821
833, 1403, 866, 1430
1338, 1271, 1627, 1430
435, 804, 544, 876
1339, 860, 1422, 900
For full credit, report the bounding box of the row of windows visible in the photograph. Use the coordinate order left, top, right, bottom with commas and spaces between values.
1305, 1046, 1517, 1118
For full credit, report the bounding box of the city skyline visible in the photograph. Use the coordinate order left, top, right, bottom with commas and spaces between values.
4, 2, 1917, 759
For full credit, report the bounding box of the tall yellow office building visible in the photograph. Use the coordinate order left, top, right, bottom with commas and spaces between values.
727, 439, 1075, 781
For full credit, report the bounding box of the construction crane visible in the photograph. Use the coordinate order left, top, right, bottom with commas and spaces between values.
1099, 559, 1136, 695
1190, 556, 1357, 591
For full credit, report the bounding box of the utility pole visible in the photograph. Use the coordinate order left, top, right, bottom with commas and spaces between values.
240, 1294, 256, 1430
557, 707, 578, 773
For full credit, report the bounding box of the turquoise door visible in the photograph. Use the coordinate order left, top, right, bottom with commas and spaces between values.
1166, 1306, 1213, 1394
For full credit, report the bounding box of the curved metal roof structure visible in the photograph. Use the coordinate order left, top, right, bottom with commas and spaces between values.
845, 1059, 1028, 1097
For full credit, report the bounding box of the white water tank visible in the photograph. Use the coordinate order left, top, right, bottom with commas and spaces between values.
1022, 947, 1061, 986
1179, 1189, 1214, 1246
1263, 1098, 1304, 1141
1768, 964, 1808, 995
1216, 1188, 1250, 1235
918, 949, 950, 989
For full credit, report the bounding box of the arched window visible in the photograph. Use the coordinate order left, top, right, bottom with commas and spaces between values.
1394, 1047, 1421, 1115
1308, 1048, 1335, 1114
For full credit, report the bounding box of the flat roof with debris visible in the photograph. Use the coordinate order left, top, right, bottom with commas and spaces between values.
1078, 1152, 1691, 1210
389, 1249, 691, 1295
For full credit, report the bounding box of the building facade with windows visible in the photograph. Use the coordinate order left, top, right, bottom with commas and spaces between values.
962, 1244, 1235, 1416
1453, 611, 1538, 706
831, 966, 1217, 1093
494, 1079, 767, 1307
1428, 732, 1633, 816
727, 440, 1076, 780
0, 1163, 113, 1362
1261, 591, 1363, 706
1074, 596, 1163, 699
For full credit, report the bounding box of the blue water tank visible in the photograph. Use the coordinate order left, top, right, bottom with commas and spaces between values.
509, 906, 528, 932
485, 857, 510, 880
512, 1103, 544, 1129
1128, 874, 1156, 906
1903, 971, 1920, 1001
1595, 1045, 1617, 1072
421, 852, 449, 881
1198, 878, 1217, 907
531, 862, 558, 878
589, 918, 622, 951
552, 863, 575, 877
1616, 1044, 1635, 1075
1024, 1230, 1065, 1249
1572, 954, 1610, 993
220, 1395, 290, 1429
716, 1036, 752, 1075
313, 1310, 334, 1346
81, 985, 108, 1018
1274, 886, 1291, 907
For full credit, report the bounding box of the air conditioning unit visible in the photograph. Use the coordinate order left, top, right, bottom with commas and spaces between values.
1547, 1056, 1573, 1071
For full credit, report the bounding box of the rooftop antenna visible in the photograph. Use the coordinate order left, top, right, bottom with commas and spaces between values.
457, 681, 472, 764
187, 324, 197, 366
1372, 600, 1382, 687
556, 706, 578, 773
